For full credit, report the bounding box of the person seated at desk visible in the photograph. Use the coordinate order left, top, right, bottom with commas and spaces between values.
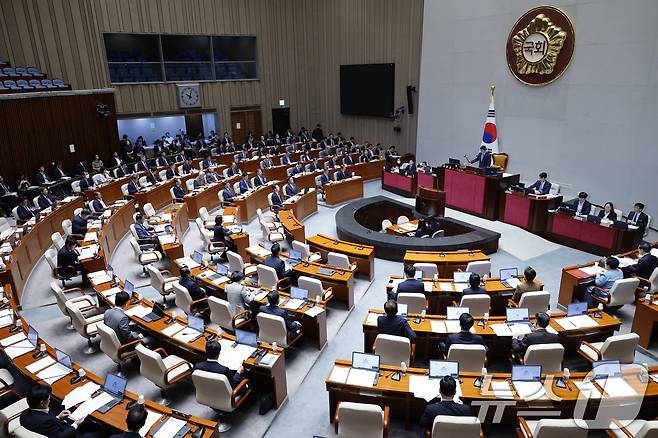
226, 271, 255, 316
342, 152, 354, 166
624, 242, 658, 280
234, 149, 248, 162
179, 266, 208, 301
280, 154, 292, 165
442, 312, 485, 355
526, 172, 551, 195
193, 172, 207, 189
420, 376, 471, 431
237, 175, 252, 194
205, 169, 221, 184
213, 215, 236, 252
289, 163, 304, 176
35, 165, 51, 186
111, 151, 123, 168
377, 299, 416, 341
127, 175, 140, 195
91, 155, 104, 173
145, 166, 158, 185
403, 159, 417, 176
135, 155, 149, 172
221, 181, 236, 206
53, 162, 68, 181
260, 155, 275, 169
628, 202, 649, 235
181, 159, 194, 174
21, 383, 104, 438
264, 243, 292, 280
335, 164, 352, 181
324, 156, 338, 169
75, 160, 87, 176
299, 151, 312, 163
585, 256, 623, 308
58, 236, 82, 274
17, 196, 39, 222
194, 340, 246, 388
414, 217, 431, 237
307, 158, 321, 173
384, 145, 398, 161
90, 191, 107, 213
283, 176, 298, 199
358, 151, 370, 163
512, 266, 541, 302
259, 291, 301, 335
134, 213, 158, 246
156, 152, 169, 168
165, 163, 177, 180
95, 169, 112, 185
253, 169, 268, 187
226, 162, 243, 177
172, 178, 186, 201
391, 264, 424, 299
71, 208, 91, 237
511, 312, 560, 359
16, 173, 31, 194
105, 291, 153, 348
462, 273, 486, 295
571, 192, 592, 216
598, 202, 617, 222
37, 187, 55, 210
79, 172, 95, 192
115, 164, 130, 178
200, 156, 216, 170
270, 185, 284, 212
110, 406, 147, 438
469, 145, 492, 168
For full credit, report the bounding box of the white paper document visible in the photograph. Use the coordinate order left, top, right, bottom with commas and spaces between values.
438, 282, 453, 292
36, 362, 72, 384
175, 257, 200, 269
139, 410, 163, 437
161, 323, 185, 338
217, 339, 255, 371
26, 356, 55, 374
1, 332, 26, 346
153, 417, 187, 438
90, 273, 112, 285
430, 320, 446, 333
345, 368, 377, 387
445, 320, 462, 333
255, 290, 269, 302
454, 283, 467, 293
579, 265, 604, 276
158, 235, 176, 245
513, 381, 547, 401
284, 298, 305, 310
101, 287, 122, 298
222, 215, 235, 224
304, 306, 325, 317
490, 380, 515, 399
0, 315, 14, 329
328, 366, 350, 384
509, 323, 533, 337
173, 327, 202, 343
69, 392, 114, 421
490, 323, 513, 337
423, 281, 433, 292
568, 315, 599, 329
125, 305, 151, 319
365, 313, 379, 326
575, 381, 601, 399
62, 382, 101, 409
597, 377, 638, 398
5, 339, 35, 359
409, 375, 442, 402
83, 232, 98, 242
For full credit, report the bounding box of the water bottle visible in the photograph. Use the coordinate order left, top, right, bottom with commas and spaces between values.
483, 312, 489, 326
645, 293, 652, 304
400, 362, 407, 375
137, 394, 145, 405
272, 342, 278, 353
481, 367, 487, 379
420, 310, 426, 321
640, 363, 649, 383
563, 367, 570, 382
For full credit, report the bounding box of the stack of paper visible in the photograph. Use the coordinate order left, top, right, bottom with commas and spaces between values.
222, 215, 235, 223
153, 417, 187, 438
83, 232, 98, 242
513, 381, 547, 401
158, 234, 176, 245
423, 282, 434, 292
100, 287, 122, 298
509, 323, 533, 337
160, 213, 172, 222
365, 313, 379, 326
161, 323, 185, 337
579, 265, 604, 276
77, 244, 99, 260
175, 257, 200, 269
454, 283, 468, 292
0, 315, 13, 329
69, 393, 114, 421
305, 307, 324, 317
284, 299, 305, 310
328, 366, 350, 384
139, 410, 163, 437
173, 327, 202, 343
597, 377, 638, 398
490, 381, 514, 399
89, 271, 112, 285
490, 323, 513, 337
62, 382, 101, 409
36, 362, 71, 384
5, 340, 34, 359
217, 339, 256, 370
248, 246, 271, 258
409, 375, 442, 402
26, 356, 55, 374
575, 381, 601, 399
1, 332, 26, 347
430, 320, 446, 333
125, 305, 152, 319
554, 315, 598, 330
345, 368, 377, 387
445, 320, 461, 333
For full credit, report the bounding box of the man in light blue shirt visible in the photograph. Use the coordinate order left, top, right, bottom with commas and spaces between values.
585, 257, 623, 308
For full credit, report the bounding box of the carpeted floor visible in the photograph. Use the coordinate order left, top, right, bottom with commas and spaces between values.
15, 180, 658, 438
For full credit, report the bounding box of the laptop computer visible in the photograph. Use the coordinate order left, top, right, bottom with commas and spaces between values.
215, 263, 228, 276
95, 373, 128, 413
141, 301, 166, 323
27, 326, 38, 348
185, 315, 205, 343
587, 214, 602, 224
500, 267, 521, 288
56, 349, 73, 371
612, 220, 629, 230
193, 250, 204, 265
429, 360, 459, 379
286, 286, 308, 310
511, 365, 543, 399
285, 249, 302, 270
592, 360, 622, 380
235, 329, 258, 347
263, 242, 274, 251
453, 272, 471, 283
347, 352, 380, 387
397, 303, 408, 317
567, 302, 588, 317
506, 307, 529, 323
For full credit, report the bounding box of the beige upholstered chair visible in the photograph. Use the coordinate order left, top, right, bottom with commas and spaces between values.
198, 207, 215, 229
465, 261, 491, 277
142, 202, 157, 219
638, 267, 658, 294
70, 180, 81, 194
578, 333, 639, 364
146, 264, 178, 305
334, 401, 389, 438
257, 208, 281, 231
121, 183, 130, 198
447, 344, 486, 373
381, 219, 392, 232
129, 237, 162, 275
292, 240, 321, 262
396, 215, 409, 224
97, 321, 141, 375
227, 250, 258, 276
14, 426, 47, 438
65, 300, 104, 354
298, 276, 333, 302
430, 416, 482, 438
191, 370, 251, 432
186, 179, 196, 191
516, 418, 588, 438
373, 334, 411, 367
607, 420, 658, 438
591, 278, 640, 310
0, 396, 29, 436
208, 296, 250, 332
396, 293, 426, 314
459, 294, 490, 317
523, 344, 564, 374
327, 252, 355, 271
256, 313, 301, 348
195, 218, 226, 261
256, 264, 289, 291
173, 282, 207, 316
51, 281, 95, 330
413, 263, 438, 279
51, 232, 65, 251
512, 291, 550, 315
135, 344, 192, 405
260, 220, 284, 243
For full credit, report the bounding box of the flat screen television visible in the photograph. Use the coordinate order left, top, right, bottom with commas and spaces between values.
340, 63, 395, 117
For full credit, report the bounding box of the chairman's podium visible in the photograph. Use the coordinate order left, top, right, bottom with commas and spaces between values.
501, 192, 563, 232
415, 187, 445, 217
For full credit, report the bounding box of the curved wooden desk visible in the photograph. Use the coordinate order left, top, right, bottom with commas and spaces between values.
277, 210, 305, 244
324, 177, 364, 206
234, 182, 281, 222
182, 174, 239, 220
403, 249, 490, 278
306, 234, 375, 281
282, 188, 317, 222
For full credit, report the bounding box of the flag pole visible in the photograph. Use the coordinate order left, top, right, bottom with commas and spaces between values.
490, 84, 495, 103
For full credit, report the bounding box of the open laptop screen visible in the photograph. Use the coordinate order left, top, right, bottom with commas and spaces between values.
453, 272, 471, 283
215, 264, 228, 276
193, 251, 203, 264
352, 352, 380, 372
512, 365, 541, 382
592, 360, 622, 379
567, 302, 588, 317
188, 315, 204, 333
103, 373, 127, 398
506, 307, 529, 323
447, 306, 469, 320
429, 360, 459, 379
499, 267, 518, 281
236, 329, 258, 347
290, 287, 308, 300
56, 349, 72, 370
27, 326, 39, 347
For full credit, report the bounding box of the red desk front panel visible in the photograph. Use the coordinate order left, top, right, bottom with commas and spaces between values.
503, 193, 532, 229
444, 169, 485, 215
551, 214, 616, 250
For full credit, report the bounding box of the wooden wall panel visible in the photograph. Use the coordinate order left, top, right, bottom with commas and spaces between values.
0, 0, 423, 155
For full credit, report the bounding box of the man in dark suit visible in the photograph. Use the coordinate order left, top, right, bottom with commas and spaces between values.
172, 179, 186, 201
115, 164, 129, 178
78, 173, 95, 192
511, 312, 560, 359
526, 172, 552, 195
342, 153, 354, 166
134, 213, 158, 246
628, 202, 649, 237
111, 152, 123, 168
17, 197, 38, 222
419, 376, 471, 431
179, 266, 208, 302
270, 185, 284, 212
57, 237, 81, 272
283, 177, 298, 199
156, 152, 169, 168
75, 161, 87, 176
213, 215, 236, 252
90, 191, 107, 214
264, 243, 291, 279
260, 156, 274, 169
145, 167, 158, 185
311, 124, 324, 141
226, 163, 243, 177
238, 175, 252, 194
53, 163, 68, 180
71, 209, 91, 236
222, 182, 236, 206
392, 265, 424, 299
259, 291, 301, 335
442, 313, 485, 354
280, 154, 292, 165
127, 175, 140, 195
462, 273, 486, 295
110, 406, 147, 438
324, 157, 338, 169
469, 145, 492, 168
570, 192, 592, 216
20, 383, 97, 438
625, 242, 658, 279
307, 158, 321, 173
404, 160, 417, 176
165, 163, 177, 180
35, 166, 51, 185
37, 187, 55, 209
289, 163, 304, 176
253, 169, 267, 187
335, 164, 352, 181
193, 340, 245, 388
181, 159, 193, 174
384, 146, 398, 161
377, 299, 416, 340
